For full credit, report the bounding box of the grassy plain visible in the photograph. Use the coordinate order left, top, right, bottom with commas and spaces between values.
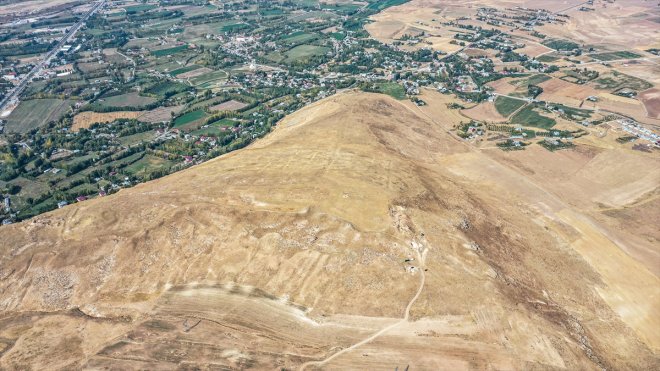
494, 96, 526, 117
151, 45, 189, 57
510, 104, 556, 129
173, 110, 207, 128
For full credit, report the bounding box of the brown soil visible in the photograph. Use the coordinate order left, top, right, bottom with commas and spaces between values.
538, 78, 599, 107
209, 99, 248, 112
639, 88, 660, 119
1, 91, 658, 370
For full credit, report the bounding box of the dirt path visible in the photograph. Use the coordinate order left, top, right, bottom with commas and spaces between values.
299, 247, 426, 370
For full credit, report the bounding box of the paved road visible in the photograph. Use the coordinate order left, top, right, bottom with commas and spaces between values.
0, 0, 106, 113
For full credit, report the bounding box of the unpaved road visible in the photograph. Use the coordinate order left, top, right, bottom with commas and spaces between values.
299, 246, 427, 370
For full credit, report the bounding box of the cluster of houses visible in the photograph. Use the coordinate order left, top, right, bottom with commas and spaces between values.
476, 6, 563, 30
618, 120, 660, 146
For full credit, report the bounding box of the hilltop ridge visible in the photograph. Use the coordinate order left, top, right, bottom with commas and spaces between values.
0, 91, 658, 369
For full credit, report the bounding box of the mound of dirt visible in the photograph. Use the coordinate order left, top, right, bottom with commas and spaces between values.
0, 92, 658, 370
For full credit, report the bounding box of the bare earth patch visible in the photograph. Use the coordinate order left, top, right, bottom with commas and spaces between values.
461, 101, 508, 123
138, 105, 185, 123
177, 67, 214, 79
209, 99, 248, 112
638, 88, 660, 119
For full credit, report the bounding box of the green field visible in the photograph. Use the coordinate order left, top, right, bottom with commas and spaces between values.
554, 104, 592, 121
510, 105, 556, 129
188, 70, 229, 86
280, 31, 318, 44
288, 10, 335, 21
174, 110, 207, 128
150, 60, 184, 73
151, 45, 189, 57
170, 65, 202, 76
283, 44, 329, 63
124, 4, 157, 13
526, 74, 551, 86
124, 155, 174, 178
220, 22, 249, 32
362, 82, 406, 100
145, 81, 189, 96
190, 118, 237, 136
330, 32, 346, 41
536, 55, 559, 63
100, 92, 156, 108
5, 99, 75, 133
590, 51, 641, 61
542, 39, 579, 51
118, 131, 155, 146
259, 8, 284, 16
366, 0, 409, 11
266, 51, 286, 63
324, 3, 361, 14
494, 96, 526, 117
103, 152, 143, 173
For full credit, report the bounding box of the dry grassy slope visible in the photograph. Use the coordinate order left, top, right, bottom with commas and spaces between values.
0, 92, 658, 370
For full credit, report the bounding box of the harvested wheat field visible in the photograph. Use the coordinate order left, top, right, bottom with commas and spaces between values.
72, 111, 145, 131
72, 106, 186, 129
515, 41, 553, 58
365, 3, 470, 53
138, 105, 185, 123
1, 91, 658, 370
537, 78, 599, 106
487, 77, 519, 95
210, 99, 248, 112
461, 101, 507, 123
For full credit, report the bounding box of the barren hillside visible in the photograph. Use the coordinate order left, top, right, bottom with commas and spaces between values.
0, 92, 658, 369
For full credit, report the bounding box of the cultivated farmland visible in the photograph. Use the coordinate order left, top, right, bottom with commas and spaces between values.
510, 104, 556, 129
209, 100, 248, 112
5, 99, 75, 133
72, 111, 144, 131
99, 92, 157, 108
173, 110, 208, 128
494, 96, 526, 117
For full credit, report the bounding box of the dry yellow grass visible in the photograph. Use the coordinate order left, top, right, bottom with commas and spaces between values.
365, 4, 468, 53
461, 101, 508, 123
0, 91, 658, 369
72, 111, 145, 131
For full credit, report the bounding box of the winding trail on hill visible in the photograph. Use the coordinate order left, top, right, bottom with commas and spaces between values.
299, 247, 426, 370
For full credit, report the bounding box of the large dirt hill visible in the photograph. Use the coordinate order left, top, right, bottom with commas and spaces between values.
0, 92, 658, 370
